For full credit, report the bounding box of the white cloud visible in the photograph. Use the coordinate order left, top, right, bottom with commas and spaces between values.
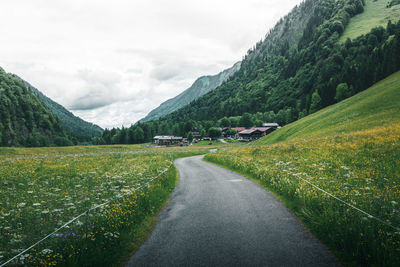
0, 0, 302, 129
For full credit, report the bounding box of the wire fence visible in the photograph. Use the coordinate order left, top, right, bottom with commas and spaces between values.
3, 153, 398, 266
0, 163, 173, 267
293, 173, 400, 232
209, 150, 400, 232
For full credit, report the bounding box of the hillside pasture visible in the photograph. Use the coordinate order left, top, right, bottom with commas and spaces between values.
340, 0, 400, 42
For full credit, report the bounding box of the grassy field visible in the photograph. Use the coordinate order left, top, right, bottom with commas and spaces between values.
193, 139, 238, 146
206, 71, 400, 266
340, 0, 400, 42
0, 145, 212, 266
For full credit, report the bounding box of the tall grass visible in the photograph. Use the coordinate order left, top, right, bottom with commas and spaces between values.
0, 145, 209, 266
206, 125, 400, 265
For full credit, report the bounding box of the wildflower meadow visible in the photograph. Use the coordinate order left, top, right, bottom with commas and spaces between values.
206, 123, 400, 266
0, 145, 209, 266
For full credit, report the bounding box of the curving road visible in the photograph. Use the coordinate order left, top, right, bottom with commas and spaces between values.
127, 155, 339, 266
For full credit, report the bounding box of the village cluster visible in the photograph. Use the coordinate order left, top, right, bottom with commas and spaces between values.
153, 123, 280, 146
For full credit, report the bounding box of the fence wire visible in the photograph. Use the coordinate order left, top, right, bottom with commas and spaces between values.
0, 163, 173, 267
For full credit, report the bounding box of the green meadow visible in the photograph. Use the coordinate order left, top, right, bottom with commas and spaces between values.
0, 145, 211, 266
340, 0, 400, 42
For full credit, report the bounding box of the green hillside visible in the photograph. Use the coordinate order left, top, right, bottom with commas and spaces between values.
206, 72, 400, 266
0, 67, 72, 147
340, 0, 400, 42
13, 76, 104, 138
256, 70, 400, 144
140, 62, 241, 122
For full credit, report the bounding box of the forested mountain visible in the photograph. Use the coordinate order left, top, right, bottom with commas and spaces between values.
140, 61, 241, 122
0, 67, 72, 147
98, 0, 400, 145
163, 0, 400, 123
15, 77, 103, 139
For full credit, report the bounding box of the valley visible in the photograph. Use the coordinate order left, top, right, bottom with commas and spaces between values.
1, 0, 400, 266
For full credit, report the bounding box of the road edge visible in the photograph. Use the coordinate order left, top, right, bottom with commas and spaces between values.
202, 156, 342, 266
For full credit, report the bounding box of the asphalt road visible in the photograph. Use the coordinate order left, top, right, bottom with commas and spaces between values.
126, 155, 339, 267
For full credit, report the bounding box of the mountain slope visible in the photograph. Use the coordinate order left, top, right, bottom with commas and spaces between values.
14, 77, 103, 138
158, 0, 400, 125
0, 67, 71, 146
100, 0, 400, 145
140, 62, 241, 122
255, 70, 400, 144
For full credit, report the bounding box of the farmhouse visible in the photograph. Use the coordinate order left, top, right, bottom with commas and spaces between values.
238, 127, 275, 141
153, 136, 185, 146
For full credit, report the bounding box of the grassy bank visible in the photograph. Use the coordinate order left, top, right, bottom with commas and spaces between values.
205, 72, 400, 266
340, 0, 400, 42
0, 145, 210, 266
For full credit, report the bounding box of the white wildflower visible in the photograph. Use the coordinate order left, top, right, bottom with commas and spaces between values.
41, 249, 53, 255
19, 253, 30, 263
52, 209, 63, 213
17, 203, 26, 208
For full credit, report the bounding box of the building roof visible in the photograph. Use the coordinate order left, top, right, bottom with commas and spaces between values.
232, 127, 246, 132
262, 123, 279, 127
154, 136, 183, 140
253, 127, 271, 132
239, 129, 259, 134
239, 127, 271, 134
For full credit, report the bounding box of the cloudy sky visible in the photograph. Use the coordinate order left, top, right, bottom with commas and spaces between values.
0, 0, 302, 129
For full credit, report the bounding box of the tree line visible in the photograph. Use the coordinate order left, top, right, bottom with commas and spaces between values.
93, 112, 270, 145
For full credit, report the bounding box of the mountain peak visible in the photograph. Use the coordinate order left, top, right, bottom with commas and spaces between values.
140, 61, 241, 123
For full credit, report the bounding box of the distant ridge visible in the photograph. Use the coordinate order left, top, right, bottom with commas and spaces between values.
0, 67, 70, 146
140, 61, 241, 122
13, 75, 103, 138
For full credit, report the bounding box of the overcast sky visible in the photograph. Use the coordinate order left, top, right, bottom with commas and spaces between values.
0, 0, 302, 129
